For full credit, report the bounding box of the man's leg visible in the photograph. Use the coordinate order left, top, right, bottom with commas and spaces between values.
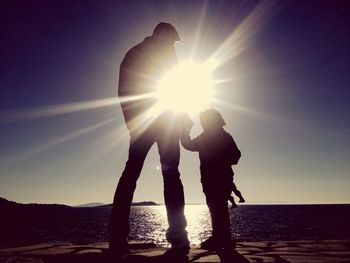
108, 134, 153, 254
157, 136, 189, 249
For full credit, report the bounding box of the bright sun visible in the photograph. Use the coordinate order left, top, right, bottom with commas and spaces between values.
154, 61, 215, 113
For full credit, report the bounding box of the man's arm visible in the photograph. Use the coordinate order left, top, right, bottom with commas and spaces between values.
180, 130, 198, 152
179, 114, 198, 151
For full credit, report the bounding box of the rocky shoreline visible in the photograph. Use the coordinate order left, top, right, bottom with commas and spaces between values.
1, 240, 350, 262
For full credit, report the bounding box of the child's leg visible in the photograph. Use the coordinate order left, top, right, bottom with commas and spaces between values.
206, 196, 232, 247
232, 182, 245, 203
228, 195, 237, 209
234, 189, 245, 203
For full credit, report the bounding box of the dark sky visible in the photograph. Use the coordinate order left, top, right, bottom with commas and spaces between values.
1, 0, 349, 205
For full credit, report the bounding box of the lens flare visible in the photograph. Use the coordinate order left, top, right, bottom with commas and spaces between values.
154, 61, 215, 113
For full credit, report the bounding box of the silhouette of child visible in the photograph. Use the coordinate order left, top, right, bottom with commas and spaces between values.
181, 108, 244, 250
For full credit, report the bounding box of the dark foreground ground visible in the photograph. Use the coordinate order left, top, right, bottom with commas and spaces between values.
1, 240, 350, 263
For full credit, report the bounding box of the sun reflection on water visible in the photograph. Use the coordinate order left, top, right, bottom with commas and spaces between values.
129, 205, 212, 246
185, 205, 212, 245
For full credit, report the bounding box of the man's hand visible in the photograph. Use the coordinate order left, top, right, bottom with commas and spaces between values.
178, 113, 193, 132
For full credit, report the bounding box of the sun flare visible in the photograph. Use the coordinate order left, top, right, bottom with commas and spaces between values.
154, 61, 215, 114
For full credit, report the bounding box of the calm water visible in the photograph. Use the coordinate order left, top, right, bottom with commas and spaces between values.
2, 205, 350, 247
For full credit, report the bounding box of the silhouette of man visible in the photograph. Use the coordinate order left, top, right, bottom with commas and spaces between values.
108, 22, 189, 258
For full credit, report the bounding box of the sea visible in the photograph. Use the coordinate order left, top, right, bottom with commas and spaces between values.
2, 204, 350, 247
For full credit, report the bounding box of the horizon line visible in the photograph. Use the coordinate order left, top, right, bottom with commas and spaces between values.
2, 198, 350, 206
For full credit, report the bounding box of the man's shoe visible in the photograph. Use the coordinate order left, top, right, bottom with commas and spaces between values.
107, 249, 128, 262
200, 236, 219, 250
169, 244, 190, 255
223, 239, 236, 250
108, 241, 129, 261
201, 236, 236, 250
162, 245, 190, 262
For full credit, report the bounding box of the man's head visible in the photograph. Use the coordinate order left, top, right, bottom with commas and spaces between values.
200, 108, 226, 131
152, 22, 180, 45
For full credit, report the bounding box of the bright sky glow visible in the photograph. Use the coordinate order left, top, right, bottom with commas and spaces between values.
154, 61, 215, 113
1, 1, 349, 206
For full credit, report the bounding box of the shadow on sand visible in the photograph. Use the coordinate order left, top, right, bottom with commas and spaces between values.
29, 249, 249, 263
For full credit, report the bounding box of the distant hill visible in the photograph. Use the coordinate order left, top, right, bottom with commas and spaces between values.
0, 197, 72, 234
0, 197, 158, 209
0, 197, 160, 247
0, 197, 70, 209
132, 201, 158, 206
75, 202, 105, 207
0, 197, 19, 208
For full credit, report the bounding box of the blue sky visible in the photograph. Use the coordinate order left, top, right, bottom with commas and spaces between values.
1, 0, 349, 205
